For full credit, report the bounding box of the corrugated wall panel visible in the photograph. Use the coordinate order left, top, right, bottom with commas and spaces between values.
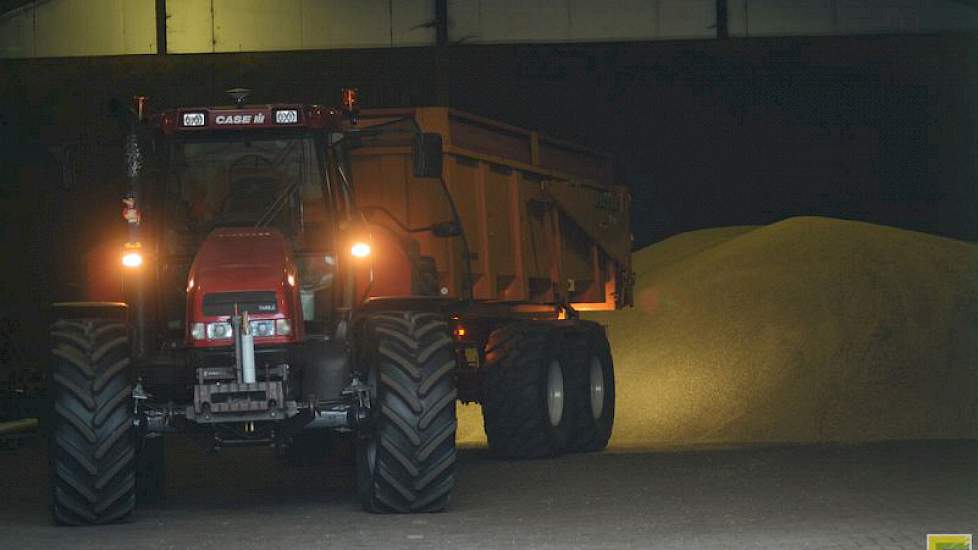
729, 0, 837, 36
166, 0, 433, 53
566, 0, 659, 42
920, 1, 978, 32
165, 0, 214, 53
448, 0, 716, 43
657, 0, 716, 39
464, 0, 572, 44
1, 0, 156, 58
728, 0, 978, 37
0, 9, 33, 57
301, 0, 433, 50
3, 0, 978, 58
211, 0, 303, 53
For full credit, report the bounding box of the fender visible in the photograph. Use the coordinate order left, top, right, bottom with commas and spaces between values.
50, 302, 128, 321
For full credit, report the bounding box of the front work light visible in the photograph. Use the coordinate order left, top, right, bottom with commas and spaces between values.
122, 251, 143, 268
351, 242, 371, 258
274, 109, 298, 124
182, 112, 206, 127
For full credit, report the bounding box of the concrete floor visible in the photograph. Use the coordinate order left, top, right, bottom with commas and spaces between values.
0, 437, 975, 550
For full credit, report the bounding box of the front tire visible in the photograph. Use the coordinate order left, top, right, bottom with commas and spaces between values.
49, 318, 136, 525
356, 311, 457, 513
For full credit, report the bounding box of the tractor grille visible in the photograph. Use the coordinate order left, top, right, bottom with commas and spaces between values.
202, 291, 278, 316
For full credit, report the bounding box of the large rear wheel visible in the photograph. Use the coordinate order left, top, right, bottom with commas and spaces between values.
49, 318, 136, 525
356, 311, 457, 513
567, 323, 615, 452
480, 322, 575, 458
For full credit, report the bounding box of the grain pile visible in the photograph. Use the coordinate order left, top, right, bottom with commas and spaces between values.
458, 217, 978, 449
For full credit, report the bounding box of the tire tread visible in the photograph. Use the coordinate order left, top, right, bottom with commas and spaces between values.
49, 318, 135, 525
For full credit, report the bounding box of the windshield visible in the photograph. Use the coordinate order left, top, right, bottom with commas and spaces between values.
164, 134, 326, 240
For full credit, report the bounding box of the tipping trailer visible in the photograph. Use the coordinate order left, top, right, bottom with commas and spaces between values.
48, 91, 632, 524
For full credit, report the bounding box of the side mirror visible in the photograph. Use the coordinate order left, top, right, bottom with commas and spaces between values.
412, 132, 443, 179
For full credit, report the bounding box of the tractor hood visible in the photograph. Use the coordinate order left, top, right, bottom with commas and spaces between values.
186, 227, 301, 347
191, 228, 293, 290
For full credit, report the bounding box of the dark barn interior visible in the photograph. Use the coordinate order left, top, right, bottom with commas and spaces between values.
1, 1, 976, 548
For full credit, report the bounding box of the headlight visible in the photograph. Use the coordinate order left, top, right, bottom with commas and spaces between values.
206, 322, 232, 339
275, 319, 292, 336
191, 323, 206, 341
249, 320, 275, 337
351, 242, 371, 258
121, 251, 143, 268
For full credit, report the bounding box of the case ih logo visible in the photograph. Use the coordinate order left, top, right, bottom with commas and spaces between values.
214, 112, 266, 125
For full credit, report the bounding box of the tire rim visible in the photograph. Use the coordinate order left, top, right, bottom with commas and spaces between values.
589, 356, 605, 420
546, 359, 565, 427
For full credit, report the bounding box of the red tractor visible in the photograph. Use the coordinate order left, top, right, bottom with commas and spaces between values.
48, 91, 631, 524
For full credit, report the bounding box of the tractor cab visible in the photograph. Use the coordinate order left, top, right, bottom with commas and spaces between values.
159, 128, 330, 348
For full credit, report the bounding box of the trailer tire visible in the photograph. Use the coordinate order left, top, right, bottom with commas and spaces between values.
48, 319, 136, 525
356, 311, 457, 513
567, 324, 615, 452
480, 322, 574, 458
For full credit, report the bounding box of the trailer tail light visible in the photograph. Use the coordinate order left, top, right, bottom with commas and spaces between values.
181, 112, 206, 127
274, 109, 298, 124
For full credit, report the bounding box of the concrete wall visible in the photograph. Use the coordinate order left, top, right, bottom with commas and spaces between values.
2, 0, 978, 58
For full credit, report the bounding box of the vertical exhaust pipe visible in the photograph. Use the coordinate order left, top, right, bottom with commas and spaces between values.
240, 311, 256, 384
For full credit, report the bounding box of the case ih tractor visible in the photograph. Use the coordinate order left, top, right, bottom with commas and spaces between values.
48, 91, 632, 524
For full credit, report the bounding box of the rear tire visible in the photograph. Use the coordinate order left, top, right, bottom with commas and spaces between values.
356, 311, 457, 513
567, 324, 615, 452
49, 319, 136, 525
480, 322, 575, 458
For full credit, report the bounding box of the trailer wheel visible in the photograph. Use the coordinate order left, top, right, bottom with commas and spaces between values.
356, 311, 457, 513
48, 319, 136, 525
480, 322, 574, 458
567, 324, 615, 452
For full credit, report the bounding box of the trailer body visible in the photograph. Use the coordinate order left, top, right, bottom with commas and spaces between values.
353, 108, 632, 312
